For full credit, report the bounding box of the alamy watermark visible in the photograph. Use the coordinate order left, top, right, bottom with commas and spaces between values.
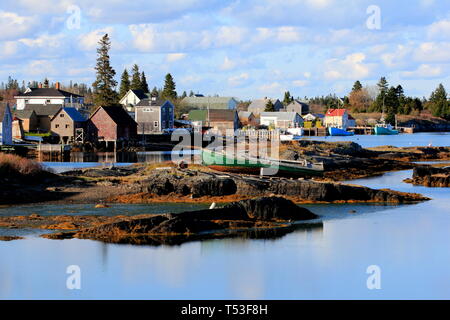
366, 5, 381, 30
66, 265, 81, 290
66, 5, 81, 30
366, 265, 381, 290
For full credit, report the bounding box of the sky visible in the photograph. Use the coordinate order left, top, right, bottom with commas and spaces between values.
0, 0, 449, 100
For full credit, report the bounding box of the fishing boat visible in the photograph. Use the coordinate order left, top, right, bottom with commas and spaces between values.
201, 149, 324, 177
328, 127, 354, 136
374, 123, 399, 135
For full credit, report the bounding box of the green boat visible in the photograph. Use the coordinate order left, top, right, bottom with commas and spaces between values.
201, 149, 324, 177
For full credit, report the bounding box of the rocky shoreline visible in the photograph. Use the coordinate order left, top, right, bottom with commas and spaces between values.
2, 141, 446, 206
0, 197, 323, 245
404, 166, 450, 187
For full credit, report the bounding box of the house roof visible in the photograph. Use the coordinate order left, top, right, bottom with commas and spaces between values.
248, 98, 282, 111
209, 109, 236, 121
136, 98, 168, 107
188, 110, 207, 121
91, 106, 137, 127
129, 89, 149, 100
14, 109, 36, 119
182, 96, 237, 109
238, 111, 253, 119
0, 103, 11, 120
260, 112, 301, 121
16, 88, 83, 98
288, 100, 309, 107
54, 107, 86, 122
326, 109, 348, 117
189, 109, 236, 122
24, 104, 62, 117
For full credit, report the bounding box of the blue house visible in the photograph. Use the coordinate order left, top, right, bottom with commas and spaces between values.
0, 103, 13, 145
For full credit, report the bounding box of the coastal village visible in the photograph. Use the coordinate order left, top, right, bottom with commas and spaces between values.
1, 76, 450, 151
2, 0, 450, 304
1, 33, 450, 244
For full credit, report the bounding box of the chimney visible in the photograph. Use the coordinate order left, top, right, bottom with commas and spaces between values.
55, 82, 60, 90
38, 83, 42, 89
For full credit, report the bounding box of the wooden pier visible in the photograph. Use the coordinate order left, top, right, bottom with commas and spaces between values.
302, 127, 327, 136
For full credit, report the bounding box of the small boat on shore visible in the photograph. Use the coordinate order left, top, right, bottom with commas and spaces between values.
328, 127, 354, 136
374, 123, 399, 135
201, 149, 324, 177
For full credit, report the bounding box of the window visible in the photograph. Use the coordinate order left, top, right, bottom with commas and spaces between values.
46, 100, 51, 104
143, 108, 153, 112
25, 100, 29, 104
55, 124, 59, 128
60, 114, 64, 117
154, 121, 159, 127
65, 124, 69, 129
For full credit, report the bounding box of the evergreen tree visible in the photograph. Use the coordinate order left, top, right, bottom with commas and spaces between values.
119, 69, 131, 98
181, 91, 187, 99
140, 72, 149, 93
43, 78, 49, 88
161, 73, 177, 101
264, 100, 275, 112
371, 77, 389, 112
151, 86, 159, 97
384, 87, 400, 124
429, 84, 449, 119
92, 34, 118, 106
130, 64, 141, 91
352, 80, 363, 92
189, 90, 194, 97
283, 91, 293, 105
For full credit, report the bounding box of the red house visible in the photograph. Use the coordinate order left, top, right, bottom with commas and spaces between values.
88, 106, 137, 142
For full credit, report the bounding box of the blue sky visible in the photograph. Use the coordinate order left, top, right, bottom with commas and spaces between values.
0, 0, 449, 100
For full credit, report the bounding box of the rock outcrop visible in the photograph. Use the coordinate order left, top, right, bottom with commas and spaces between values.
130, 169, 428, 203
405, 166, 450, 187
51, 197, 320, 245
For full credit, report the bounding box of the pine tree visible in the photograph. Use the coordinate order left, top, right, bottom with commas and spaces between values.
130, 64, 141, 91
43, 78, 49, 88
384, 87, 400, 124
161, 73, 177, 101
189, 90, 194, 97
119, 69, 131, 98
140, 72, 149, 93
265, 100, 275, 112
371, 77, 389, 112
352, 80, 363, 92
151, 86, 159, 97
429, 84, 449, 119
92, 34, 118, 106
283, 91, 293, 105
181, 91, 187, 99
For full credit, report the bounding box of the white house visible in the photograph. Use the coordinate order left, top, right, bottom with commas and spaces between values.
14, 83, 84, 110
119, 89, 150, 111
0, 103, 13, 145
260, 112, 303, 129
135, 96, 174, 134
324, 109, 352, 129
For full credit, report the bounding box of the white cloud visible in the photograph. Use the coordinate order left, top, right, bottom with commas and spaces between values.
292, 80, 309, 87
413, 42, 450, 63
221, 56, 237, 70
427, 19, 450, 39
0, 11, 38, 41
324, 53, 371, 80
78, 27, 114, 51
400, 64, 443, 79
166, 53, 186, 62
228, 73, 249, 87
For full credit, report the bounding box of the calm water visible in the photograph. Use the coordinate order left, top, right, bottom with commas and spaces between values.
302, 131, 450, 148
1, 167, 450, 299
